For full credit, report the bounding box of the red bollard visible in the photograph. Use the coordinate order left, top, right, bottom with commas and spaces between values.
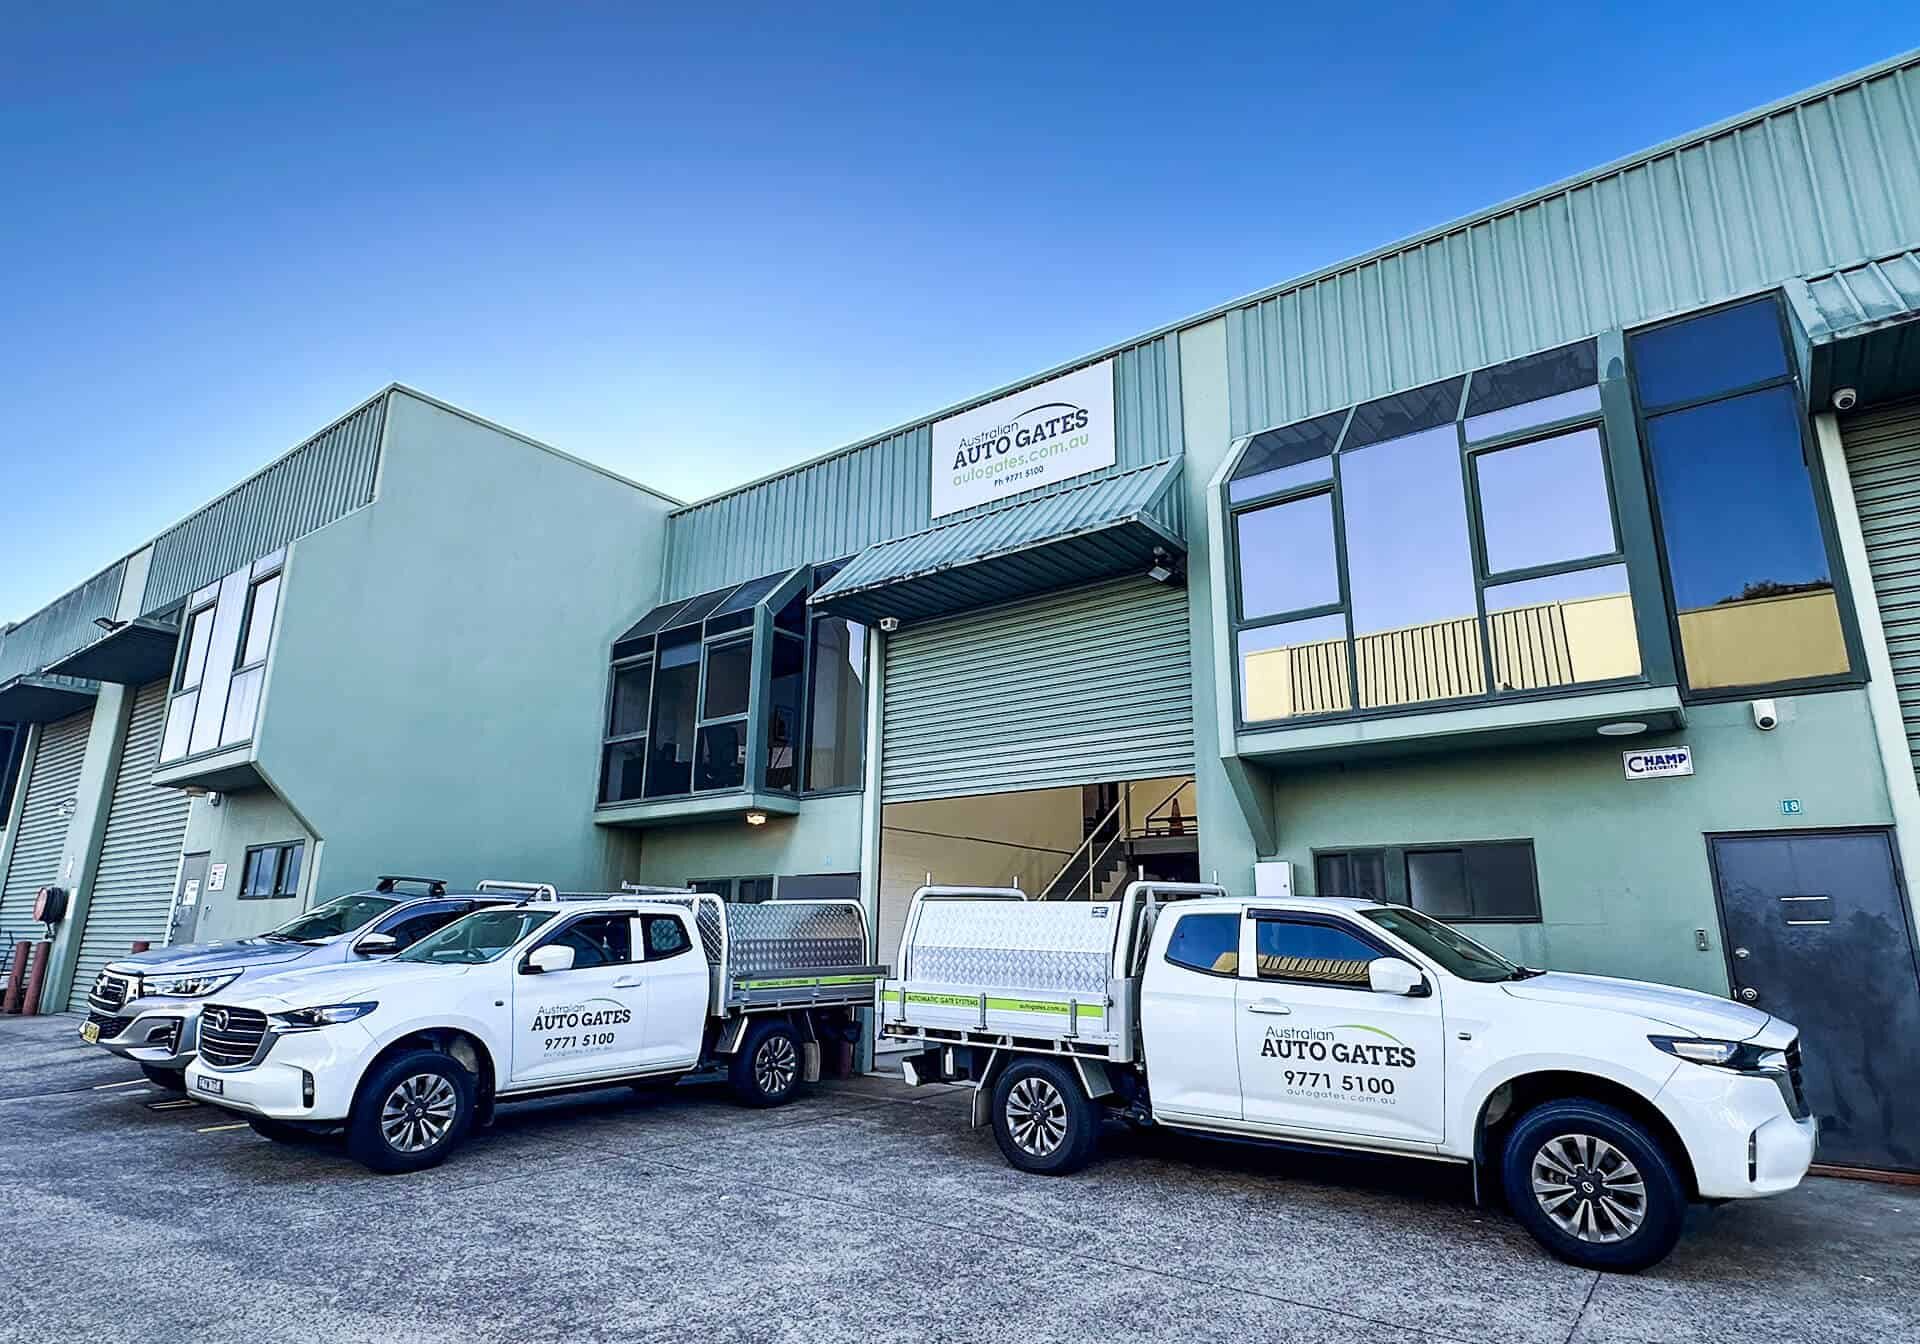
1, 940, 29, 1014
20, 941, 52, 1016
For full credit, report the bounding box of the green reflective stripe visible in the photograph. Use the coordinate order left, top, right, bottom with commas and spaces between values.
903, 991, 1105, 1019
740, 974, 880, 990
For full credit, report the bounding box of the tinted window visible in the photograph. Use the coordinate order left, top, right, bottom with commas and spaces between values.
805, 617, 867, 792
645, 635, 699, 796
1474, 428, 1616, 574
642, 914, 692, 958
1630, 300, 1788, 410
1360, 905, 1521, 983
609, 662, 651, 738
178, 606, 214, 690
703, 638, 752, 719
548, 915, 634, 970
1405, 841, 1540, 921
239, 574, 279, 668
695, 720, 746, 791
1343, 425, 1483, 707
1486, 565, 1640, 691
1344, 377, 1464, 450
736, 877, 774, 904
1236, 492, 1339, 620
1230, 411, 1343, 503
1253, 920, 1380, 986
268, 893, 399, 942
1165, 912, 1240, 976
398, 909, 556, 964
602, 741, 646, 804
763, 633, 804, 792
1316, 850, 1386, 901
375, 904, 468, 951
1239, 614, 1350, 721
1646, 384, 1847, 688
1463, 340, 1600, 441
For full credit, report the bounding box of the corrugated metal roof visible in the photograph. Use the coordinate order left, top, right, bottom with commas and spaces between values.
810, 458, 1184, 626
663, 335, 1184, 598
0, 561, 126, 684
1790, 250, 1920, 342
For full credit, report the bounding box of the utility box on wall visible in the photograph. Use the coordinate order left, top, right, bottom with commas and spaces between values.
1254, 860, 1293, 898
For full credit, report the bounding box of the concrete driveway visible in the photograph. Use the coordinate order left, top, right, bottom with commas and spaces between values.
1, 1013, 1914, 1344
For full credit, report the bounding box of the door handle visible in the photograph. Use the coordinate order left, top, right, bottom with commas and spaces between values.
612, 976, 645, 989
1245, 1000, 1292, 1016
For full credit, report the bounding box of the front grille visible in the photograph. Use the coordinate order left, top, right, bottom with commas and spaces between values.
1783, 1039, 1810, 1120
87, 1011, 133, 1039
197, 1004, 269, 1068
88, 971, 133, 1014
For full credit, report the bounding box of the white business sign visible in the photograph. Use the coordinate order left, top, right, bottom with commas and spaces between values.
1623, 745, 1694, 780
930, 358, 1116, 519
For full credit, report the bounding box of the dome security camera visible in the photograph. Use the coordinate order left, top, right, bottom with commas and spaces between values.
1834, 386, 1859, 412
1751, 698, 1779, 732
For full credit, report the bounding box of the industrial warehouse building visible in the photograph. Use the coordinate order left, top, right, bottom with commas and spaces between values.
4, 51, 1920, 1172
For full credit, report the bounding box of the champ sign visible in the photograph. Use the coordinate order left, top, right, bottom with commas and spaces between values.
930, 358, 1115, 519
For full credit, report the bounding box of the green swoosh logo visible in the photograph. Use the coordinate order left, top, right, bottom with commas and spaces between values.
1332, 1023, 1407, 1046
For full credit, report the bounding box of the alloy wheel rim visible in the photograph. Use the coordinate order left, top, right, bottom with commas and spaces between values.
1531, 1133, 1648, 1243
755, 1035, 798, 1096
379, 1073, 458, 1154
1006, 1076, 1069, 1157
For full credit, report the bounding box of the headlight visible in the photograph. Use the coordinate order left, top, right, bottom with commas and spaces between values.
1649, 1035, 1787, 1073
140, 971, 242, 998
270, 1002, 378, 1031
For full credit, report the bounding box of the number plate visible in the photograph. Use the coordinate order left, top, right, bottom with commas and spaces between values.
79, 1021, 99, 1044
195, 1075, 224, 1097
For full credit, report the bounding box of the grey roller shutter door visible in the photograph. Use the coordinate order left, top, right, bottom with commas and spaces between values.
1844, 399, 1920, 780
68, 681, 190, 1009
0, 709, 92, 933
881, 577, 1194, 803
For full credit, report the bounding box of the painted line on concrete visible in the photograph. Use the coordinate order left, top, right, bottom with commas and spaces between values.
197, 1122, 251, 1134
146, 1099, 198, 1111
93, 1079, 146, 1090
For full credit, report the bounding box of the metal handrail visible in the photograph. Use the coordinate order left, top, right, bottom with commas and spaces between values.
1135, 780, 1196, 837
1041, 797, 1125, 901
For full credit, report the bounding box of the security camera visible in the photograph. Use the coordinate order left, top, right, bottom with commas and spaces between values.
1833, 387, 1859, 412
1751, 699, 1779, 732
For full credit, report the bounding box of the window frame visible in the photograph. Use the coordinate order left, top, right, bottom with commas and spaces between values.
1226, 342, 1646, 733
237, 840, 305, 900
1310, 839, 1542, 925
1624, 294, 1866, 702
1160, 909, 1245, 979
1248, 911, 1396, 990
688, 875, 776, 904
639, 912, 697, 960
527, 912, 638, 972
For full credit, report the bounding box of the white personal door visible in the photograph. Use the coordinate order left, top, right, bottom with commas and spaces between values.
633, 911, 707, 1070
1235, 914, 1446, 1146
1138, 908, 1245, 1120
510, 914, 653, 1087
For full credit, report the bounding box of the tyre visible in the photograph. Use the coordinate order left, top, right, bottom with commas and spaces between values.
729, 1018, 803, 1108
345, 1050, 476, 1174
247, 1117, 311, 1144
989, 1057, 1100, 1175
1501, 1098, 1687, 1272
140, 1064, 186, 1091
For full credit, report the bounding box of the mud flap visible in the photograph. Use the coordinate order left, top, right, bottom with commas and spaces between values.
802, 1040, 821, 1084
969, 1048, 1005, 1130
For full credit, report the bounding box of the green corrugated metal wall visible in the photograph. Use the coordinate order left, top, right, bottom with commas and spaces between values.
1227, 56, 1920, 435
0, 562, 126, 683
665, 337, 1184, 598
0, 710, 91, 934
880, 578, 1194, 802
1844, 398, 1920, 778
67, 680, 190, 1009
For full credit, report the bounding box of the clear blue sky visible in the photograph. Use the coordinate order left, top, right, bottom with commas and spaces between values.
2, 4, 1913, 624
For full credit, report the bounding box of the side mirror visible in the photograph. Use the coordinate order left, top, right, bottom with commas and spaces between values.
524, 944, 575, 975
1368, 956, 1428, 997
354, 933, 399, 957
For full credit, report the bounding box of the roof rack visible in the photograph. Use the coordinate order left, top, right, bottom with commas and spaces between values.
375, 875, 449, 896
475, 880, 560, 902
535, 884, 701, 904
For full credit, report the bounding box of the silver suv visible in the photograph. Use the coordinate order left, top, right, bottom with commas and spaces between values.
79, 876, 531, 1089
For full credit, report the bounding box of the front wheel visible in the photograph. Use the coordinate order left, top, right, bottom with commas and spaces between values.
1501, 1099, 1687, 1272
729, 1018, 803, 1108
346, 1051, 476, 1174
990, 1057, 1100, 1175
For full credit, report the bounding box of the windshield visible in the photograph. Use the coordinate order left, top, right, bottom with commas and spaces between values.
396, 909, 557, 964
264, 894, 401, 944
1359, 905, 1530, 983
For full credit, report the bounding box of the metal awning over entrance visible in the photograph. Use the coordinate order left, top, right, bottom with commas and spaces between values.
43, 617, 180, 686
0, 674, 98, 723
810, 458, 1184, 627
1786, 251, 1920, 412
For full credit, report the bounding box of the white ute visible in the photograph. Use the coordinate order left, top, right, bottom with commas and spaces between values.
883, 882, 1817, 1272
185, 890, 882, 1172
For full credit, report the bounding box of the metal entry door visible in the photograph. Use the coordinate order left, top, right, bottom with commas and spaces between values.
168, 853, 210, 946
1710, 830, 1920, 1171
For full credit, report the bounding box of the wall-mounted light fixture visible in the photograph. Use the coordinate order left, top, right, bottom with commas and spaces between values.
745, 810, 768, 826
877, 617, 900, 633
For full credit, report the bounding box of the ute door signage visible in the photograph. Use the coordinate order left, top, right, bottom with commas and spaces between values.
930, 358, 1116, 519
